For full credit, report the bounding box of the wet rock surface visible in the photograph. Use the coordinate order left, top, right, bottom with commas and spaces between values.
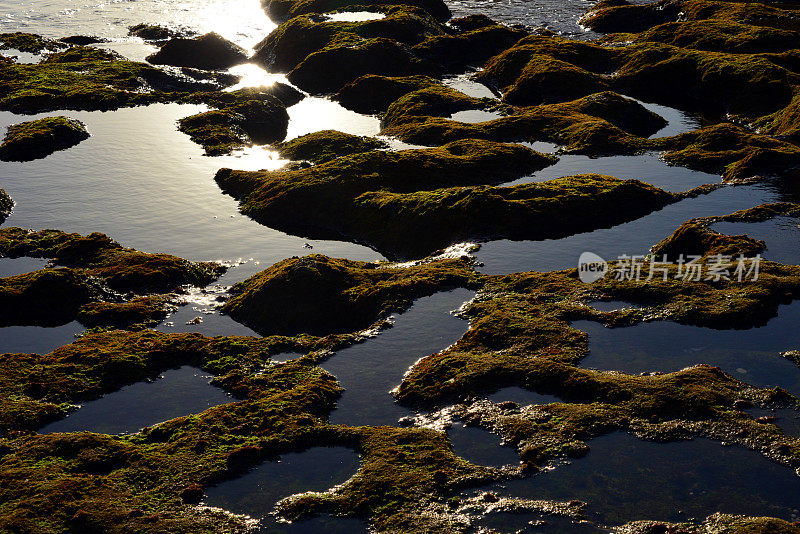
0, 116, 90, 162
146, 32, 249, 70
3, 0, 800, 532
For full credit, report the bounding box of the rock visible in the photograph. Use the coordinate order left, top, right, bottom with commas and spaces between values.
0, 117, 89, 162
178, 98, 290, 155
179, 483, 204, 504
146, 32, 248, 70
263, 0, 451, 23
733, 399, 753, 409
333, 74, 439, 113
128, 23, 193, 42
59, 35, 107, 46
0, 188, 12, 224
276, 130, 389, 163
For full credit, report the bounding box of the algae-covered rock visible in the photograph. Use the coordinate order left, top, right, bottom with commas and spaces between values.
217, 137, 693, 258
333, 74, 440, 113
0, 227, 225, 293
651, 202, 800, 259
128, 23, 194, 42
223, 254, 476, 335
0, 32, 60, 53
0, 116, 89, 162
478, 34, 797, 118
0, 41, 240, 114
262, 0, 451, 22
146, 32, 248, 70
0, 228, 225, 328
658, 123, 800, 181
382, 91, 665, 155
0, 268, 98, 327
0, 188, 12, 223
276, 130, 389, 163
178, 98, 290, 155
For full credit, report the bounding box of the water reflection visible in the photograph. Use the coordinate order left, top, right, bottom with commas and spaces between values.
40, 366, 231, 435
481, 432, 800, 525
574, 301, 800, 395
204, 447, 366, 534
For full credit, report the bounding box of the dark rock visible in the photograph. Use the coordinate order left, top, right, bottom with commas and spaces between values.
59, 35, 107, 46
179, 483, 204, 504
0, 117, 89, 162
128, 23, 193, 42
147, 32, 248, 70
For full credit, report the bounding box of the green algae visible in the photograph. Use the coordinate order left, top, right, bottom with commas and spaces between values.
0, 116, 90, 162
0, 32, 61, 54
177, 98, 290, 156
262, 0, 452, 22
276, 130, 389, 163
333, 74, 440, 113
0, 228, 225, 328
222, 254, 478, 335
0, 188, 12, 223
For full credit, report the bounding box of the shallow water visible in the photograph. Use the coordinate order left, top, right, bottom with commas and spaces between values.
476, 183, 779, 275
506, 152, 720, 193
0, 0, 275, 51
574, 301, 800, 395
323, 288, 474, 426
0, 106, 384, 264
0, 322, 84, 355
445, 0, 597, 36
481, 432, 800, 525
448, 422, 519, 467
39, 366, 231, 435
712, 217, 800, 265
449, 109, 504, 123
0, 256, 48, 277
203, 447, 366, 533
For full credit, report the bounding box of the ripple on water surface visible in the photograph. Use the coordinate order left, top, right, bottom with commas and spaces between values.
39, 366, 232, 435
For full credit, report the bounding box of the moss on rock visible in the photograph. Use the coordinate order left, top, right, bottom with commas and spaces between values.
333, 74, 440, 113
0, 187, 12, 223
146, 32, 248, 70
0, 116, 90, 162
262, 0, 452, 23
178, 98, 290, 155
0, 228, 225, 328
276, 130, 389, 163
222, 254, 477, 335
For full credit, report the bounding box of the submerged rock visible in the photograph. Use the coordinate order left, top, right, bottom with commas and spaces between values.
0, 117, 89, 162
146, 32, 248, 70
276, 130, 389, 163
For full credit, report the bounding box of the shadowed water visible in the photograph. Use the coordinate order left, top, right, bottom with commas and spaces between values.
574, 301, 800, 396
480, 432, 800, 525
323, 288, 474, 426
0, 257, 48, 277
476, 183, 781, 275
448, 423, 519, 467
713, 217, 800, 265
203, 447, 367, 534
0, 322, 84, 355
488, 387, 560, 406
39, 366, 232, 435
